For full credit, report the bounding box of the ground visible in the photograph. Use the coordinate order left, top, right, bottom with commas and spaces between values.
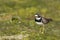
0, 0, 60, 40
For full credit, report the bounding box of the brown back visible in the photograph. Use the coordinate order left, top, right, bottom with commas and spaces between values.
42, 17, 52, 24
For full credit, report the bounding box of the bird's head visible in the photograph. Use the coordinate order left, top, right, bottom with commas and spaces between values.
35, 13, 41, 18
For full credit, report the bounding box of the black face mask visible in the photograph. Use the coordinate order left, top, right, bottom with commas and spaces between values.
38, 15, 41, 18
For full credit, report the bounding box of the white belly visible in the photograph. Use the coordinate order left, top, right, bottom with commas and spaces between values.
36, 22, 43, 25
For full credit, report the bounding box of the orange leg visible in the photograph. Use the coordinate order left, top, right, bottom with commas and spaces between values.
41, 24, 45, 34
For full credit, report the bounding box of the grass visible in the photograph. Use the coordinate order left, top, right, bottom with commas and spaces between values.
0, 0, 60, 40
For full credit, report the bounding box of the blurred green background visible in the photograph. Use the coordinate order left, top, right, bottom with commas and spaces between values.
0, 0, 60, 40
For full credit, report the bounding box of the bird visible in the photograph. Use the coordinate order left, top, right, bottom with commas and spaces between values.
35, 13, 52, 34
35, 13, 52, 25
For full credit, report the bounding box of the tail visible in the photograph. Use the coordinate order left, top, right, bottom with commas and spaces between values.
48, 18, 53, 21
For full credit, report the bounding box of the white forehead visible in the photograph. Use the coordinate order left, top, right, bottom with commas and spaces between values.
35, 15, 38, 16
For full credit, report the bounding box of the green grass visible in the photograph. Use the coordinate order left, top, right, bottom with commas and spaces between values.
0, 0, 60, 40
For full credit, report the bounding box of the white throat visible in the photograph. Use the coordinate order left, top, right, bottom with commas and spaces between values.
36, 17, 41, 20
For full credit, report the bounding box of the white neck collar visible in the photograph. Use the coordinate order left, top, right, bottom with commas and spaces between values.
36, 17, 41, 20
